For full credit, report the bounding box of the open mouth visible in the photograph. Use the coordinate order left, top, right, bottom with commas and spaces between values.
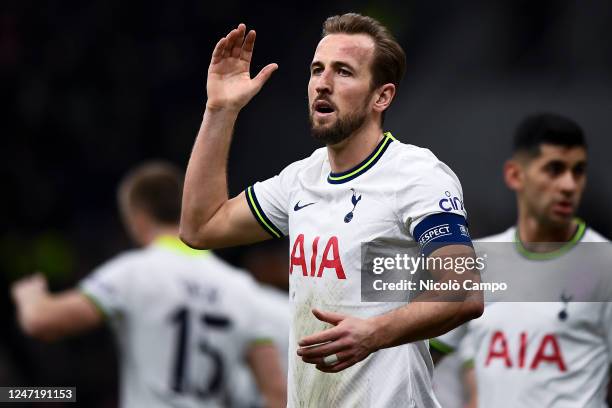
314, 100, 335, 115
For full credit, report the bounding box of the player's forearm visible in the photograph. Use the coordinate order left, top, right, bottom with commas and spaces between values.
15, 290, 102, 342
247, 343, 287, 408
15, 294, 61, 341
370, 245, 484, 349
261, 383, 287, 408
371, 298, 482, 350
180, 106, 239, 248
463, 366, 478, 408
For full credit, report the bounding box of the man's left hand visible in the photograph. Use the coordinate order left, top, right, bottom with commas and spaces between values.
297, 309, 379, 373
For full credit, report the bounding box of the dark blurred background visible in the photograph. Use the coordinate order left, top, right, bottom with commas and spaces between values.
2, 0, 612, 406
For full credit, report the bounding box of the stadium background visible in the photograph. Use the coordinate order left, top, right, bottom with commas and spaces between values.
3, 0, 612, 406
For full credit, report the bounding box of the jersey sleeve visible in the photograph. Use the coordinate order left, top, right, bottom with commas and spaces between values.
241, 284, 286, 346
78, 254, 133, 319
245, 160, 303, 239
431, 323, 469, 354
457, 326, 477, 367
393, 149, 468, 238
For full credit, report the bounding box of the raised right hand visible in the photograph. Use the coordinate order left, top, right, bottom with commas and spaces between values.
206, 23, 278, 112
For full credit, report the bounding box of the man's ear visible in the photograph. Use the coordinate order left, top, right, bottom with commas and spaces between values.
131, 209, 149, 231
504, 159, 524, 192
127, 208, 154, 245
372, 83, 396, 114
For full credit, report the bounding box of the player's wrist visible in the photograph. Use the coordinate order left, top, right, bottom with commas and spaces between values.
366, 315, 388, 352
205, 100, 242, 116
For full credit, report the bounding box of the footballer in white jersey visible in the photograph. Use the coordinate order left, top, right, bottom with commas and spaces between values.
231, 284, 290, 408
432, 113, 612, 407
246, 132, 473, 407
11, 162, 287, 408
80, 236, 280, 408
181, 13, 483, 408
432, 352, 471, 408
435, 224, 612, 408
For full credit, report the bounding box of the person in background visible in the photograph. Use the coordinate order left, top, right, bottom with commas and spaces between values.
432, 113, 611, 407
12, 161, 287, 408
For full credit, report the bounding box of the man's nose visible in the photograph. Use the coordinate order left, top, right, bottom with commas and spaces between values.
558, 171, 578, 195
315, 69, 333, 94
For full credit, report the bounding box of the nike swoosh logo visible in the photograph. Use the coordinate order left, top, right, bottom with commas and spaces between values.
294, 201, 316, 211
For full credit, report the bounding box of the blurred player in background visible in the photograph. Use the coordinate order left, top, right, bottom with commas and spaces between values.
432, 113, 612, 407
233, 243, 290, 408
431, 350, 476, 408
11, 162, 287, 408
181, 12, 482, 407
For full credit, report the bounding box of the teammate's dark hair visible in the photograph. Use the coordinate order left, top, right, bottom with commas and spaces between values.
513, 113, 587, 157
322, 13, 406, 93
119, 161, 183, 224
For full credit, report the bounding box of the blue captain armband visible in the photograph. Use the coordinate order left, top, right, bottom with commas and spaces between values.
413, 213, 473, 256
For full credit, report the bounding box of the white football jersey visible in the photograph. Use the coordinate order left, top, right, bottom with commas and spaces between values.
436, 223, 612, 408
246, 132, 467, 407
80, 236, 281, 408
230, 285, 290, 408
432, 352, 468, 408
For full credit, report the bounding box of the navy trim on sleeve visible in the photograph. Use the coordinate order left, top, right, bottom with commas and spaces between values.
413, 213, 473, 256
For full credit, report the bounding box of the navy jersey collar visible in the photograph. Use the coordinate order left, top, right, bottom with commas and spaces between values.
327, 132, 395, 184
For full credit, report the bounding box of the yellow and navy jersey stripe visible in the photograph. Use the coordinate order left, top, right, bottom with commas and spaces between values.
327, 132, 395, 184
245, 185, 284, 239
